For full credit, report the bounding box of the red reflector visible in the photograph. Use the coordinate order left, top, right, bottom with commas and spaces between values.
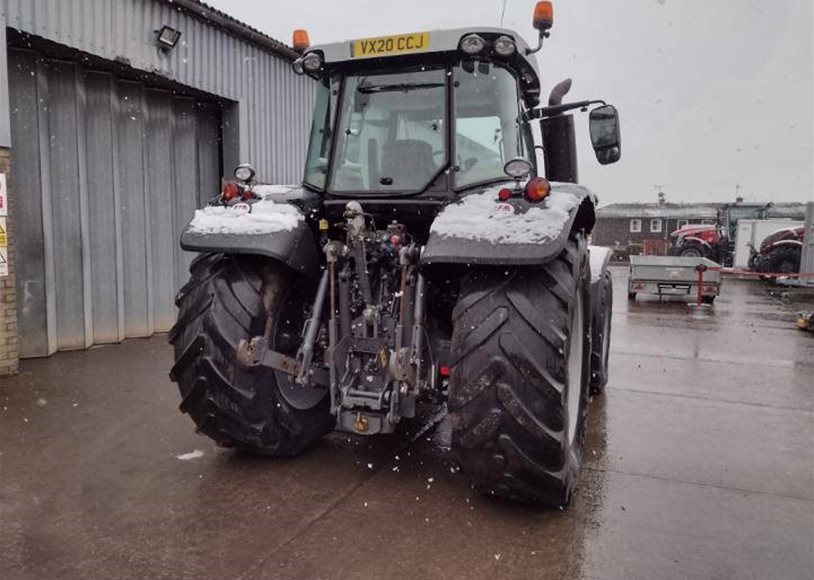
439, 365, 451, 377
222, 181, 240, 201
497, 188, 512, 202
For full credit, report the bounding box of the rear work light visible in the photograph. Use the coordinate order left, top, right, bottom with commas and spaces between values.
525, 177, 551, 202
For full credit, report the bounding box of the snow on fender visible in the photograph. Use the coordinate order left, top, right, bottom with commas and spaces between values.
421, 182, 594, 267
429, 183, 586, 245
187, 198, 304, 236
180, 186, 319, 276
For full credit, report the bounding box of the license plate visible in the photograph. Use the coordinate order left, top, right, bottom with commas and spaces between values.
351, 32, 430, 58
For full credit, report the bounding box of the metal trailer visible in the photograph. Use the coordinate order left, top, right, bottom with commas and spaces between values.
628, 255, 722, 302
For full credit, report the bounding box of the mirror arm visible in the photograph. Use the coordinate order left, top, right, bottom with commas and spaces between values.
527, 99, 606, 120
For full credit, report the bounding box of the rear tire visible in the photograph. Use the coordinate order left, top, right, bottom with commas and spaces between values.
448, 235, 591, 507
168, 254, 333, 456
590, 269, 613, 395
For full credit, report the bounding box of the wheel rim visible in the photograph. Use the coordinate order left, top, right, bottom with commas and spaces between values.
683, 248, 700, 257
566, 290, 585, 447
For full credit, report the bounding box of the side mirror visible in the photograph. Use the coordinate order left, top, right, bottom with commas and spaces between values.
589, 104, 621, 165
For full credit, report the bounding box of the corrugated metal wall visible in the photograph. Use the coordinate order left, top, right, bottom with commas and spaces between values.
2, 0, 315, 183
9, 48, 220, 356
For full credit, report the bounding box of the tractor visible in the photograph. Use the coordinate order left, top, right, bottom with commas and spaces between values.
670, 202, 774, 266
169, 2, 621, 507
748, 225, 805, 275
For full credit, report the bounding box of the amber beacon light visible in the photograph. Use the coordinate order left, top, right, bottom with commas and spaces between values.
533, 1, 554, 31
292, 29, 310, 52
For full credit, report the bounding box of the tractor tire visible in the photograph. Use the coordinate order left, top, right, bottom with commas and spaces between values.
590, 269, 613, 395
448, 234, 591, 507
766, 246, 802, 275
168, 254, 333, 456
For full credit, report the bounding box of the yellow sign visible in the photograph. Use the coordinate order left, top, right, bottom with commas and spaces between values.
352, 32, 430, 58
0, 217, 6, 247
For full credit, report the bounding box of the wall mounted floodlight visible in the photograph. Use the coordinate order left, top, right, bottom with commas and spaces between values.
156, 26, 182, 51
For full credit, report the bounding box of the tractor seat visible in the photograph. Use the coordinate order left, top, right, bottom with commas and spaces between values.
380, 140, 436, 189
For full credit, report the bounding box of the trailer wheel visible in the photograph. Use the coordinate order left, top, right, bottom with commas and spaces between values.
590, 269, 613, 395
448, 235, 591, 507
169, 254, 332, 456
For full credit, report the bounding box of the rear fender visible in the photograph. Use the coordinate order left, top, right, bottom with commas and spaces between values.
180, 188, 320, 277
768, 239, 803, 251
420, 182, 597, 267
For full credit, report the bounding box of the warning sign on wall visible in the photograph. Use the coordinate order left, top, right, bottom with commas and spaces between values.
0, 217, 6, 277
0, 174, 6, 217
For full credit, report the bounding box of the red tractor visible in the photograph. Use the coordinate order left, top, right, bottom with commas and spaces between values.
669, 223, 722, 259
669, 202, 774, 266
748, 225, 806, 275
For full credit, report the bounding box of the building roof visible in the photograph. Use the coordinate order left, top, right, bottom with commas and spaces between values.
596, 201, 807, 220
166, 0, 297, 60
596, 203, 720, 219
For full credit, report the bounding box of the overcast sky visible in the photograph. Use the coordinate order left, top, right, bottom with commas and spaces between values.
206, 0, 813, 204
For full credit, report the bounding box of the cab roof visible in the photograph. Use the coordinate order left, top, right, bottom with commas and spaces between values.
308, 27, 542, 105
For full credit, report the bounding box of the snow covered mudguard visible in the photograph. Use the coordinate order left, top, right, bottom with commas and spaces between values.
421, 183, 597, 267
180, 187, 320, 277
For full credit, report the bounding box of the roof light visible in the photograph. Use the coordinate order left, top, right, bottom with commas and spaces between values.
459, 34, 487, 55
494, 36, 516, 56
504, 157, 533, 179
525, 177, 551, 202
533, 2, 554, 31
301, 52, 323, 72
292, 29, 310, 53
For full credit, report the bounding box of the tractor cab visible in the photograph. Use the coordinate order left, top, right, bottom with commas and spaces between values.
290, 4, 619, 212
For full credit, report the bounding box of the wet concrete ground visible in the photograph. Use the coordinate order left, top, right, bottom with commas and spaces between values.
1, 268, 812, 580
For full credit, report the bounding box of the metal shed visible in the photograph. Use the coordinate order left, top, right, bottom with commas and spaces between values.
0, 0, 316, 358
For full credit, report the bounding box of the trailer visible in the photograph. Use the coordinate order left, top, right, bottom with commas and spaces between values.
628, 255, 722, 303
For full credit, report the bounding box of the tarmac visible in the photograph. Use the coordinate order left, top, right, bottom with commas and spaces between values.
1, 268, 812, 580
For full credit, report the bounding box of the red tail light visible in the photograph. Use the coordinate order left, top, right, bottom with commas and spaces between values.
222, 181, 240, 201
525, 177, 551, 202
497, 188, 512, 202
439, 365, 451, 377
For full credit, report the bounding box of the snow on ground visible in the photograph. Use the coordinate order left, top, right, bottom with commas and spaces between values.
430, 183, 586, 245
187, 198, 304, 235
175, 450, 204, 461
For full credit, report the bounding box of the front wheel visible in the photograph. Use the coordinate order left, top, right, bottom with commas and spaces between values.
680, 245, 705, 258
448, 235, 591, 507
590, 269, 613, 395
168, 254, 333, 456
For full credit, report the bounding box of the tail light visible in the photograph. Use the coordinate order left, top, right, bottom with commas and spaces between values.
497, 188, 513, 202
525, 177, 551, 202
222, 181, 240, 201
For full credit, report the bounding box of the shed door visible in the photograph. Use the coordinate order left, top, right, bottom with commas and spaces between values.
8, 49, 222, 357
